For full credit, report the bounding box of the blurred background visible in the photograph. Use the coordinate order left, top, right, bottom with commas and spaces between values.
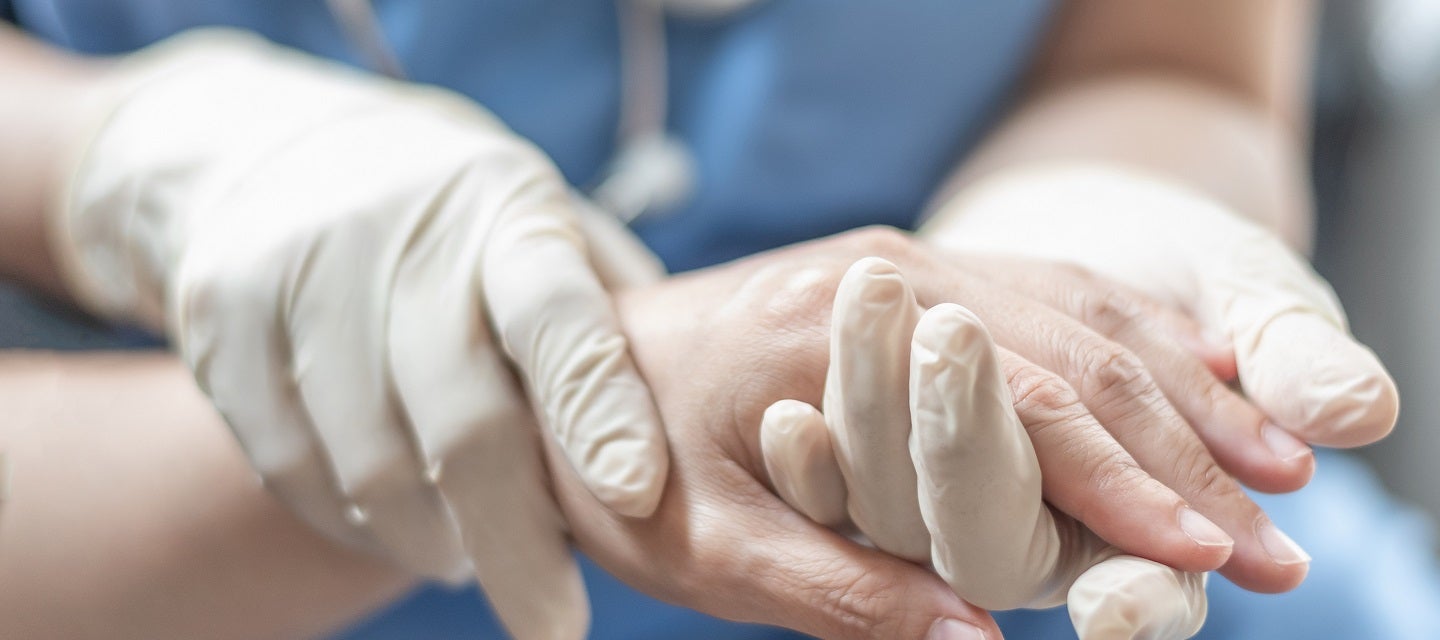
0, 0, 1436, 546
1312, 0, 1440, 532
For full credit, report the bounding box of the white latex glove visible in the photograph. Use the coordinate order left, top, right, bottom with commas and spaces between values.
922, 163, 1398, 448
47, 30, 670, 640
760, 258, 1207, 640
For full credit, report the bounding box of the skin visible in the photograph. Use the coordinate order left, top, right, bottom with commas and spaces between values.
0, 353, 414, 639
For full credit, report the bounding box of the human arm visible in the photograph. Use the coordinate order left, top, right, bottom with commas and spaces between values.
0, 26, 675, 639
0, 254, 1004, 640
931, 0, 1313, 244
922, 0, 1397, 594
2, 227, 1297, 639
0, 352, 413, 639
0, 22, 98, 296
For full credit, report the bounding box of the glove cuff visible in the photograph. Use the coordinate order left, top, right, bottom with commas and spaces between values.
47, 30, 278, 329
918, 161, 1347, 334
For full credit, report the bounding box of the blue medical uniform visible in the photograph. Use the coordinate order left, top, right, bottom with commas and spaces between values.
5, 2, 1439, 638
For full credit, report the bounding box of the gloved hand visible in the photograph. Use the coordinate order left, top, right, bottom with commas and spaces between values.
760, 258, 1207, 640
46, 29, 669, 640
923, 163, 1398, 449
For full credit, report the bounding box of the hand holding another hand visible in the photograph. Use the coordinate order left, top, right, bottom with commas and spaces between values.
761, 258, 1207, 639
546, 229, 1276, 639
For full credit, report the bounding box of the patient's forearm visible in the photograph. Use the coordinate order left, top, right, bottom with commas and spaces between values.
0, 353, 412, 639
0, 24, 108, 297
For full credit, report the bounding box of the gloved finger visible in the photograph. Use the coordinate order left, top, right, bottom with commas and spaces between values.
569, 193, 667, 290
482, 182, 669, 518
1067, 554, 1208, 640
824, 257, 929, 561
995, 349, 1232, 575
910, 304, 1074, 610
282, 237, 469, 580
176, 253, 381, 558
389, 231, 588, 639
999, 265, 1312, 494
1194, 231, 1397, 447
759, 399, 848, 527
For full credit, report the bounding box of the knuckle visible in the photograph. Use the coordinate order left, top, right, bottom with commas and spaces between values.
1076, 342, 1151, 400
1177, 450, 1244, 503
1009, 364, 1082, 414
1075, 289, 1147, 336
1081, 448, 1151, 501
1007, 364, 1093, 443
740, 263, 841, 331
847, 225, 915, 261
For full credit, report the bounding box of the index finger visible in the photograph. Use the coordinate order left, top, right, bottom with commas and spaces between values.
481, 182, 669, 517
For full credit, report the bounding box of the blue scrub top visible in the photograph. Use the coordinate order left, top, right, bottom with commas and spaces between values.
3, 0, 1052, 272
8, 2, 1440, 639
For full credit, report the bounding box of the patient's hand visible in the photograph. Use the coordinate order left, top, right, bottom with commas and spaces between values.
540, 228, 1281, 638
760, 258, 1208, 639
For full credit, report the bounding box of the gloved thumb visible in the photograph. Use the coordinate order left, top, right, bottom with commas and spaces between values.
1195, 228, 1397, 447
1068, 554, 1207, 640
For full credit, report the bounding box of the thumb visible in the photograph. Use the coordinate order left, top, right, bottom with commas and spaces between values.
704, 482, 1002, 640
1194, 221, 1398, 448
1067, 554, 1208, 640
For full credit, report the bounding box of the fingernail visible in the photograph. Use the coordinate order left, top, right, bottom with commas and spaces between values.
1262, 422, 1312, 463
927, 619, 986, 640
1178, 507, 1234, 548
1256, 520, 1312, 566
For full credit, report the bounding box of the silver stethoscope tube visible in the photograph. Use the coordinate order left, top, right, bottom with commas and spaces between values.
326, 0, 760, 224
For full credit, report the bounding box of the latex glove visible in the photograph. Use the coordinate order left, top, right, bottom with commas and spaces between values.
760, 258, 1208, 639
923, 163, 1398, 449
47, 30, 669, 640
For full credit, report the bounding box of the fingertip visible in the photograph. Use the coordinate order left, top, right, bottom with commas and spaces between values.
926, 618, 996, 640
583, 448, 666, 518
849, 255, 902, 278
1217, 517, 1311, 594
912, 303, 988, 356
1242, 314, 1399, 447
760, 399, 848, 526
1249, 423, 1317, 493
1076, 490, 1229, 574
1215, 421, 1315, 495
1068, 556, 1208, 640
1171, 506, 1234, 572
839, 256, 911, 310
573, 412, 669, 518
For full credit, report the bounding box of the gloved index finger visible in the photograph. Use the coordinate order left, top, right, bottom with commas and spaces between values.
481, 185, 669, 518
390, 236, 588, 639
825, 257, 930, 561
909, 302, 1072, 611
